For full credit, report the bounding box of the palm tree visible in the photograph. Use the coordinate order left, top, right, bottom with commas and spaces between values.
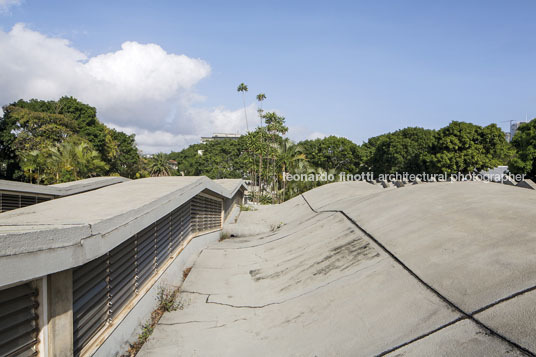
278, 139, 306, 201
256, 93, 267, 203
148, 153, 172, 177
19, 150, 40, 183
74, 142, 108, 178
47, 141, 108, 182
237, 83, 249, 131
256, 93, 266, 125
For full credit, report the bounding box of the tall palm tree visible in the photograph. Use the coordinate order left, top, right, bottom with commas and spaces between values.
148, 153, 172, 177
256, 93, 266, 126
256, 93, 267, 203
237, 83, 249, 131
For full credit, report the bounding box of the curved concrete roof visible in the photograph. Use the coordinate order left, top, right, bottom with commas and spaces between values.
0, 176, 245, 287
214, 178, 247, 196
139, 181, 536, 356
0, 176, 130, 196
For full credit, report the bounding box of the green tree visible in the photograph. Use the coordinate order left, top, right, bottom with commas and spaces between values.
363, 127, 436, 174
429, 121, 512, 174
263, 112, 288, 202
147, 153, 172, 177
278, 138, 306, 200
508, 119, 536, 179
19, 150, 41, 183
0, 97, 139, 180
256, 93, 267, 202
301, 136, 363, 174
45, 139, 108, 183
107, 130, 140, 178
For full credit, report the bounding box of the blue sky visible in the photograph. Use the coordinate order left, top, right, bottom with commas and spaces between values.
1, 0, 535, 151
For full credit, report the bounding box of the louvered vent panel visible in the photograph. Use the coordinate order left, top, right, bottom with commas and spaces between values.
36, 196, 52, 204
170, 202, 190, 251
109, 240, 136, 319
73, 254, 109, 357
136, 224, 155, 288
155, 215, 171, 269
19, 195, 37, 208
191, 195, 222, 232
0, 283, 39, 357
1, 193, 20, 212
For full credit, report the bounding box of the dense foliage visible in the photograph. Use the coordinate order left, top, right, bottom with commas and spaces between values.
509, 120, 536, 179
2, 94, 535, 201
0, 97, 140, 183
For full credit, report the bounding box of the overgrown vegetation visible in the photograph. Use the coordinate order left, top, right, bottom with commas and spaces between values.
239, 204, 255, 211
219, 231, 230, 241
126, 285, 183, 356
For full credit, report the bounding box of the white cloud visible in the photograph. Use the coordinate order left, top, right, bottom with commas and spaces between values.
0, 0, 21, 13
287, 125, 329, 142
307, 131, 327, 140
0, 23, 253, 153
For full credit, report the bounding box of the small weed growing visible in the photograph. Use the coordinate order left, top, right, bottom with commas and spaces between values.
126, 285, 182, 356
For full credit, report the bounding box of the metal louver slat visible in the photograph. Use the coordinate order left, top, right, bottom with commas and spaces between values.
73, 254, 109, 357
109, 240, 135, 319
36, 196, 51, 204
0, 283, 39, 357
155, 215, 171, 269
1, 193, 20, 212
19, 195, 37, 208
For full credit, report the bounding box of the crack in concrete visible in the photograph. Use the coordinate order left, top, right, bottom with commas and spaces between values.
301, 194, 536, 357
471, 283, 536, 315
158, 320, 217, 326
375, 316, 466, 356
208, 318, 248, 329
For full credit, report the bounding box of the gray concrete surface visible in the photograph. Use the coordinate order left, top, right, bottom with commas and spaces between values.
47, 269, 74, 357
0, 176, 129, 196
0, 176, 245, 287
214, 178, 247, 197
139, 180, 536, 356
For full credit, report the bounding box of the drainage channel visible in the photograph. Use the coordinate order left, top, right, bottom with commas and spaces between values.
300, 194, 535, 357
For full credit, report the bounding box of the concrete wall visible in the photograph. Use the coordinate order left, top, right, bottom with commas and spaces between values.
47, 270, 74, 357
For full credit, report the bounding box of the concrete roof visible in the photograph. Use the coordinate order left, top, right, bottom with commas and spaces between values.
140, 181, 536, 356
0, 176, 130, 196
0, 176, 245, 287
214, 179, 247, 196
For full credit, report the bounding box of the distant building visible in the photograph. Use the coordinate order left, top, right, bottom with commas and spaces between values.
168, 160, 178, 170
510, 121, 527, 141
201, 133, 241, 143
480, 166, 508, 182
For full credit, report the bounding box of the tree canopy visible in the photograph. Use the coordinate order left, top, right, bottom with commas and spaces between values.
509, 119, 536, 179
429, 122, 512, 174
301, 136, 363, 174
0, 97, 140, 183
1, 95, 529, 202
363, 127, 436, 174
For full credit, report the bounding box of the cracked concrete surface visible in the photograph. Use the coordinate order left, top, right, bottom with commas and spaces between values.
138, 181, 536, 356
